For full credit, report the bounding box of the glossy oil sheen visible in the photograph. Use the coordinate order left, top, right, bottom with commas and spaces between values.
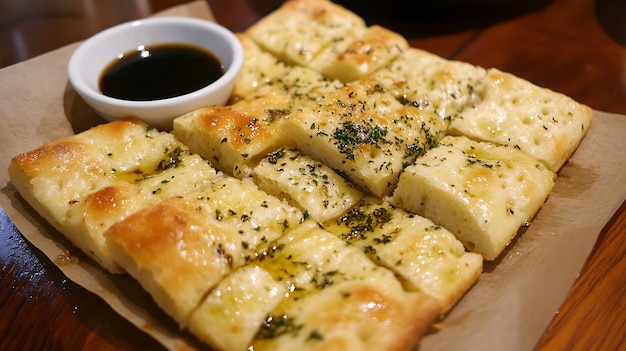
99, 43, 224, 101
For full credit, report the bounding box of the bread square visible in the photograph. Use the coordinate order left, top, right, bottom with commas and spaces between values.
231, 33, 292, 101
248, 221, 442, 351
173, 87, 294, 178
392, 135, 556, 260
323, 197, 482, 312
374, 47, 488, 121
309, 25, 408, 82
252, 147, 363, 222
187, 265, 288, 351
449, 68, 593, 171
246, 0, 366, 67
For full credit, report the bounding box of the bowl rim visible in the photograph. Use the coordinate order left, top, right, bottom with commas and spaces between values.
67, 16, 244, 109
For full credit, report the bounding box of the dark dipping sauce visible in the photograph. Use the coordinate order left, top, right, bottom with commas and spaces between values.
99, 43, 224, 101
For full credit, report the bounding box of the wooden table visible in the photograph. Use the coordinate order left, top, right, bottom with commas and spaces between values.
1, 0, 624, 350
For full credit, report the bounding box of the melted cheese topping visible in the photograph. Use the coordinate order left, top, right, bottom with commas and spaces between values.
374, 48, 487, 121
310, 25, 408, 82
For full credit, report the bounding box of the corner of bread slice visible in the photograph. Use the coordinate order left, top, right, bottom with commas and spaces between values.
323, 197, 482, 314
172, 87, 295, 178
373, 47, 488, 121
231, 32, 292, 101
252, 147, 364, 223
267, 65, 345, 108
244, 220, 441, 351
391, 135, 556, 261
310, 24, 409, 83
245, 0, 366, 67
449, 68, 593, 172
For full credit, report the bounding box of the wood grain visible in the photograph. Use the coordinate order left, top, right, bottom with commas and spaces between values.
0, 0, 624, 350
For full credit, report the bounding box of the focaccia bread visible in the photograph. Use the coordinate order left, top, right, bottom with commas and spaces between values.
252, 147, 364, 222
230, 33, 291, 101
283, 77, 447, 197
372, 46, 593, 172
391, 135, 556, 260
373, 47, 487, 121
173, 87, 294, 178
448, 68, 594, 172
244, 221, 441, 351
323, 197, 483, 313
187, 264, 289, 351
7, 0, 595, 350
308, 24, 409, 82
247, 0, 408, 83
104, 177, 303, 325
246, 0, 366, 68
8, 119, 222, 273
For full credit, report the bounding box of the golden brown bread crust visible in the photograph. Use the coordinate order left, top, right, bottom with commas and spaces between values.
302, 282, 439, 351
8, 120, 158, 273
173, 87, 294, 178
310, 24, 408, 82
105, 196, 240, 325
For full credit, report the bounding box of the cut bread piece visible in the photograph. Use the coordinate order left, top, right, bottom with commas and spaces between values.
391, 135, 556, 260
8, 119, 222, 273
449, 68, 593, 172
284, 77, 447, 197
323, 197, 483, 313
249, 221, 442, 351
104, 176, 303, 326
374, 47, 487, 121
252, 147, 363, 222
246, 0, 366, 67
173, 87, 294, 178
187, 265, 289, 351
231, 32, 292, 101
309, 25, 408, 83
268, 65, 344, 108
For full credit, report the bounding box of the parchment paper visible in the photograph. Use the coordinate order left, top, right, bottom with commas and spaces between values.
1, 1, 625, 350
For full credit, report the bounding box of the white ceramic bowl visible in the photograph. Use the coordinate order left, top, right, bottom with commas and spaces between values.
68, 16, 243, 130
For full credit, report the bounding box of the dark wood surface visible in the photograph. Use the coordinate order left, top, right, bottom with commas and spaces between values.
1, 0, 624, 350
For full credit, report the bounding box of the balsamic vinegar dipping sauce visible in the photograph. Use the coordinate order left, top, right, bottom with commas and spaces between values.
99, 43, 224, 101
